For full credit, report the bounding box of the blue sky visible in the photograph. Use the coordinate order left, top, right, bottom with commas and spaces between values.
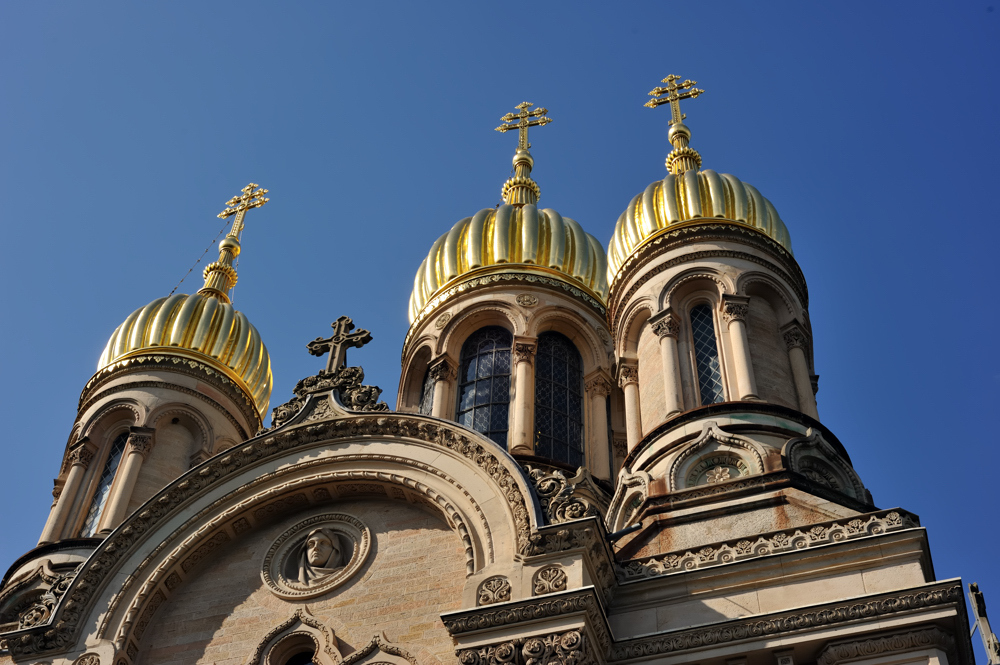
1, 2, 997, 657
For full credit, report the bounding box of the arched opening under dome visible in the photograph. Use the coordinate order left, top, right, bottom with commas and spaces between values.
534, 332, 584, 467
456, 326, 513, 447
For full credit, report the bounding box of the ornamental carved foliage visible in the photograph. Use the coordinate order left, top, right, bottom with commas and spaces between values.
532, 566, 567, 595
516, 294, 539, 307
126, 432, 154, 458
513, 343, 536, 365
458, 629, 591, 665
478, 576, 512, 606
521, 463, 607, 525
68, 445, 95, 469
650, 314, 680, 338
73, 654, 100, 665
782, 327, 807, 350
270, 365, 389, 428
722, 300, 749, 324
428, 358, 456, 382
817, 627, 955, 665
616, 365, 638, 388
14, 567, 78, 630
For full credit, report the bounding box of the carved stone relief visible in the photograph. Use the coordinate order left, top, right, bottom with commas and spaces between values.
521, 463, 607, 524
532, 566, 567, 595
262, 513, 371, 600
477, 576, 512, 606
435, 312, 453, 329
73, 655, 100, 665
668, 422, 765, 492
516, 294, 539, 307
458, 629, 592, 665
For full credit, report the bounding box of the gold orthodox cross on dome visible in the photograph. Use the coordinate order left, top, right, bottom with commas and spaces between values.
218, 183, 269, 237
308, 316, 373, 372
645, 75, 704, 126
495, 102, 552, 150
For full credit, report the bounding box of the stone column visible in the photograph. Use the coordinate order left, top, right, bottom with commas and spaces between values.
584, 375, 612, 480
618, 362, 642, 453
39, 440, 95, 544
98, 427, 155, 534
722, 296, 758, 401
783, 325, 819, 419
509, 340, 536, 454
650, 312, 683, 417
428, 356, 456, 419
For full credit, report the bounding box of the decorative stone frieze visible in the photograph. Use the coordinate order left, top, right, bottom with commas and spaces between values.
817, 627, 955, 665
458, 629, 593, 665
616, 509, 917, 581
477, 576, 512, 605
532, 566, 567, 595
610, 584, 963, 661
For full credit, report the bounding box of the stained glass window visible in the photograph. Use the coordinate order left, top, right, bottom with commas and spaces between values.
456, 327, 512, 447
418, 366, 435, 415
79, 431, 129, 537
690, 304, 725, 405
534, 332, 584, 467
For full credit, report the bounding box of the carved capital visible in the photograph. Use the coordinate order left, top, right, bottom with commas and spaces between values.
783, 327, 807, 350
68, 444, 95, 469
650, 313, 680, 338
126, 427, 156, 458
513, 342, 536, 365
428, 357, 456, 382
722, 296, 750, 324
617, 364, 638, 387
585, 375, 612, 397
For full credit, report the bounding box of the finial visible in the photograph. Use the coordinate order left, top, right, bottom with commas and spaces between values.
198, 183, 269, 303
645, 75, 705, 174
495, 102, 552, 206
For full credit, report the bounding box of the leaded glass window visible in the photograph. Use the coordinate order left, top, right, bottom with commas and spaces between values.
534, 332, 584, 467
79, 431, 129, 537
418, 366, 435, 415
690, 304, 725, 405
456, 327, 512, 447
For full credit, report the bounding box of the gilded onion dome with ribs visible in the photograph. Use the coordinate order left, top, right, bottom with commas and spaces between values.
408, 203, 608, 322
607, 168, 793, 283
97, 293, 272, 415
95, 184, 273, 418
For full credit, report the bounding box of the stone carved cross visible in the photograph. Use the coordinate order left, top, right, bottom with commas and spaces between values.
495, 102, 552, 150
307, 316, 373, 372
644, 75, 704, 126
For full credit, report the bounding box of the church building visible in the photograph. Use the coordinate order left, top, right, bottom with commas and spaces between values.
0, 77, 977, 665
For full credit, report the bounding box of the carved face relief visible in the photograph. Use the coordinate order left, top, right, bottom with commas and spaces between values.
262, 513, 371, 600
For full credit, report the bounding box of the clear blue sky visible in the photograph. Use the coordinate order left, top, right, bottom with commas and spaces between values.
1, 2, 997, 658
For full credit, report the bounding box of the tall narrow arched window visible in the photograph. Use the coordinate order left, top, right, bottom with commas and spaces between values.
534, 332, 584, 467
418, 367, 435, 415
690, 304, 725, 405
79, 431, 129, 537
456, 327, 512, 447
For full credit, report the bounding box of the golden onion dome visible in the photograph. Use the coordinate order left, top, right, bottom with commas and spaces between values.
97, 293, 273, 416
607, 168, 793, 284
409, 203, 609, 322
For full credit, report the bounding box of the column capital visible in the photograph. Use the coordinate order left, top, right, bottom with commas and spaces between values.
512, 338, 536, 365
722, 295, 750, 324
617, 362, 639, 387
126, 426, 156, 458
781, 322, 809, 350
67, 438, 96, 469
585, 374, 613, 397
649, 310, 680, 338
428, 356, 456, 381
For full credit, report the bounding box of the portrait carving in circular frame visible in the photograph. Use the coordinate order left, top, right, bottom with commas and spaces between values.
262, 513, 371, 600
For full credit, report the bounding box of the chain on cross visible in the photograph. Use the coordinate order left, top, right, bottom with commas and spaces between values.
218, 183, 269, 238
495, 102, 552, 150
645, 75, 705, 126
307, 316, 373, 373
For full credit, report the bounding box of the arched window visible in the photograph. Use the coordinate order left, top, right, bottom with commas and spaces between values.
79, 431, 129, 537
690, 304, 725, 405
534, 332, 584, 467
456, 327, 512, 447
418, 367, 435, 415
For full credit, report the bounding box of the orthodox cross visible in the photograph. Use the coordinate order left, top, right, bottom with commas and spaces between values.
218, 183, 269, 238
495, 102, 552, 150
644, 75, 705, 126
308, 316, 373, 372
